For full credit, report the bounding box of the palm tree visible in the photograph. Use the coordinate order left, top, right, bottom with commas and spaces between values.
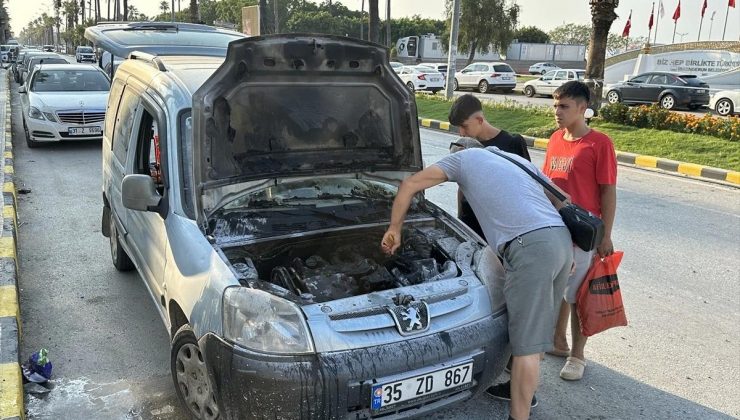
159, 0, 169, 17
189, 0, 197, 22
123, 0, 128, 20
585, 0, 619, 113
368, 0, 379, 43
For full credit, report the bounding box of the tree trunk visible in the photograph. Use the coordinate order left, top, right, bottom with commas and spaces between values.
80, 0, 85, 23
466, 39, 478, 65
123, 0, 127, 20
259, 0, 268, 34
96, 0, 100, 22
189, 0, 198, 22
586, 0, 619, 113
368, 0, 379, 43
107, 0, 110, 20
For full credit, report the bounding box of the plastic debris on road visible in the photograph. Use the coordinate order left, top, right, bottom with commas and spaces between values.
22, 348, 53, 383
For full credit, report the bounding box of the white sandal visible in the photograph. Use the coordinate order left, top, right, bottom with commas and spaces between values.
560, 356, 586, 381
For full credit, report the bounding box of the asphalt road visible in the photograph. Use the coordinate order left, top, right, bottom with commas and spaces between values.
10, 77, 739, 419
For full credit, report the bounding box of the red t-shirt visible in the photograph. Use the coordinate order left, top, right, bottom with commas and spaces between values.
542, 129, 617, 217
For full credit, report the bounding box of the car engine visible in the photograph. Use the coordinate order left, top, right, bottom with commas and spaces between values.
222, 225, 467, 304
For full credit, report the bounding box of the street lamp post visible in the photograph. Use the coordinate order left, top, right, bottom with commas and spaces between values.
444, 0, 461, 100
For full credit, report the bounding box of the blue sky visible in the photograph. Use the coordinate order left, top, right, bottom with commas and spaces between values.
9, 0, 739, 43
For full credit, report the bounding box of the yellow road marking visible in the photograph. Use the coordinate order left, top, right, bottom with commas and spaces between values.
3, 181, 14, 193
0, 285, 19, 319
439, 122, 450, 130
0, 237, 15, 259
533, 138, 549, 149
3, 166, 13, 175
635, 156, 658, 168
726, 171, 740, 185
420, 119, 432, 127
3, 151, 12, 159
678, 163, 703, 177
0, 363, 24, 419
3, 205, 15, 221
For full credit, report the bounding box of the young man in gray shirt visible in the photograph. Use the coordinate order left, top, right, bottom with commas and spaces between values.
381, 144, 573, 420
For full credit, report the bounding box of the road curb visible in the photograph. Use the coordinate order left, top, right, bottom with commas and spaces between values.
0, 70, 23, 420
418, 117, 740, 186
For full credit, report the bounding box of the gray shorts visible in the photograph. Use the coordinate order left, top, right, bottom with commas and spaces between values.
500, 226, 573, 356
565, 246, 596, 304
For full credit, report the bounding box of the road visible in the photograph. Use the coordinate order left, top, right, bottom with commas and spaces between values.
9, 75, 739, 419
446, 85, 715, 118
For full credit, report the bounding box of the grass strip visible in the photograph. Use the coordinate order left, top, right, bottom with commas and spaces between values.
414, 95, 740, 172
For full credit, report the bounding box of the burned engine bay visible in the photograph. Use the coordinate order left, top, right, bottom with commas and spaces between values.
222, 224, 477, 304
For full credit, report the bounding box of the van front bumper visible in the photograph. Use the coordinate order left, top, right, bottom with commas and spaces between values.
201, 312, 509, 419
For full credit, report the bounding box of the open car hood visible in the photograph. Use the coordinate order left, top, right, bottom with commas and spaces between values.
191, 34, 423, 220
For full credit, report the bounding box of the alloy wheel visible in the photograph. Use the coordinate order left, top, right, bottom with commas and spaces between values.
478, 80, 488, 94
406, 82, 415, 92
175, 343, 219, 420
524, 86, 535, 97
660, 94, 676, 109
606, 91, 620, 104
716, 99, 732, 116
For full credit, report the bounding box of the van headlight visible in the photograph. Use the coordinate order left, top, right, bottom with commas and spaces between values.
28, 106, 45, 120
222, 287, 314, 354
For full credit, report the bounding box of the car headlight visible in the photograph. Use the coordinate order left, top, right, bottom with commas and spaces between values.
28, 106, 45, 120
43, 112, 57, 122
222, 287, 314, 354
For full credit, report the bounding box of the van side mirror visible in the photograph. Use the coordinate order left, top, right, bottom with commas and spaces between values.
122, 174, 161, 212
18, 86, 26, 93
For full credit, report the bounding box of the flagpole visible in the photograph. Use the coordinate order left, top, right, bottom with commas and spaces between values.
698, 15, 704, 41
648, 3, 653, 43
722, 2, 730, 40
709, 11, 715, 39
673, 20, 677, 43
654, 9, 660, 44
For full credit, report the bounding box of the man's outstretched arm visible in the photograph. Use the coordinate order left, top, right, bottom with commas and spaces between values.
381, 165, 449, 254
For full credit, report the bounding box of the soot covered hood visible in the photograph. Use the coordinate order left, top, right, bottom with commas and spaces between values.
191, 34, 423, 193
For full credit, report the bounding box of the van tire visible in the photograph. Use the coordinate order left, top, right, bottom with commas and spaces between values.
171, 325, 220, 420
109, 212, 135, 271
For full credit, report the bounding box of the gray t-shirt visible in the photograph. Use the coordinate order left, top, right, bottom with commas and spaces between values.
434, 147, 565, 253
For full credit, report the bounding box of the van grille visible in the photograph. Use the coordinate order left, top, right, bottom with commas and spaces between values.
57, 111, 105, 125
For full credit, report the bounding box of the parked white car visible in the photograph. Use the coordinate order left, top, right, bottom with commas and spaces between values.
397, 65, 445, 93
389, 61, 403, 73
419, 62, 449, 79
19, 64, 110, 148
709, 90, 740, 116
528, 62, 560, 75
523, 69, 585, 97
453, 62, 516, 93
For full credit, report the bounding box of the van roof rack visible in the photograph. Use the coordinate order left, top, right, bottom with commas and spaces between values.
128, 50, 167, 71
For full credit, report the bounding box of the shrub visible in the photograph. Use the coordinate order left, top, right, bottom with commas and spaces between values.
598, 103, 739, 141
523, 125, 558, 138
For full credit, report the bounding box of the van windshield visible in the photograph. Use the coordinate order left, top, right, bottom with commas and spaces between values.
78, 47, 93, 53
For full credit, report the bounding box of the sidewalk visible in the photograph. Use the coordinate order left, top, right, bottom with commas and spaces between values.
418, 117, 740, 187
0, 69, 23, 420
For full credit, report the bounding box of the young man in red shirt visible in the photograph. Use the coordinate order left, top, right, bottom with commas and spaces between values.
542, 81, 617, 381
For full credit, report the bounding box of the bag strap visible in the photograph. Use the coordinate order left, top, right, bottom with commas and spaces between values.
487, 148, 567, 203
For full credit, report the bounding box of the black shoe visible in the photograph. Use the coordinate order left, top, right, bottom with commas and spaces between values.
486, 381, 538, 408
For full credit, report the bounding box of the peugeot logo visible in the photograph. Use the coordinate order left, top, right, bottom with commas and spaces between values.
387, 300, 430, 336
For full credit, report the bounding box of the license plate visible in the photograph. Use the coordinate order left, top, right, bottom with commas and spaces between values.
696, 89, 705, 94
371, 361, 473, 411
502, 76, 513, 80
430, 77, 439, 82
68, 126, 101, 136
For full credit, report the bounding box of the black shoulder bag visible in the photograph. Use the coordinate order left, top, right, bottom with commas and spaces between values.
489, 149, 605, 252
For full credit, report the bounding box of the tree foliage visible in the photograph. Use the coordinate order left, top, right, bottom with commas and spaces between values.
514, 25, 549, 43
443, 0, 520, 64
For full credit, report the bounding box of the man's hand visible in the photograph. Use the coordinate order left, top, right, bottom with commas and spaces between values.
381, 229, 402, 255
597, 236, 614, 258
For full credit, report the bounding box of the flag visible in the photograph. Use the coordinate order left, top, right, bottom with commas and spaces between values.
649, 4, 655, 29
659, 0, 666, 17
702, 0, 708, 16
673, 0, 681, 21
730, 0, 736, 8
622, 10, 632, 37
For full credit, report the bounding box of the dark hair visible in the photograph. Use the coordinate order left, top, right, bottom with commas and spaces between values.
553, 80, 591, 103
448, 94, 482, 126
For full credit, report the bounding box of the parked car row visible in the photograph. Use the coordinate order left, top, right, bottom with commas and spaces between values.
605, 72, 711, 111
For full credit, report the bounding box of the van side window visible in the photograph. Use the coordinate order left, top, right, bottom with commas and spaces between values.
112, 89, 140, 164
104, 80, 125, 141
134, 108, 164, 190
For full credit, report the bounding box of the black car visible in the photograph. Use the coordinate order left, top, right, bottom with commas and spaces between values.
605, 72, 710, 110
